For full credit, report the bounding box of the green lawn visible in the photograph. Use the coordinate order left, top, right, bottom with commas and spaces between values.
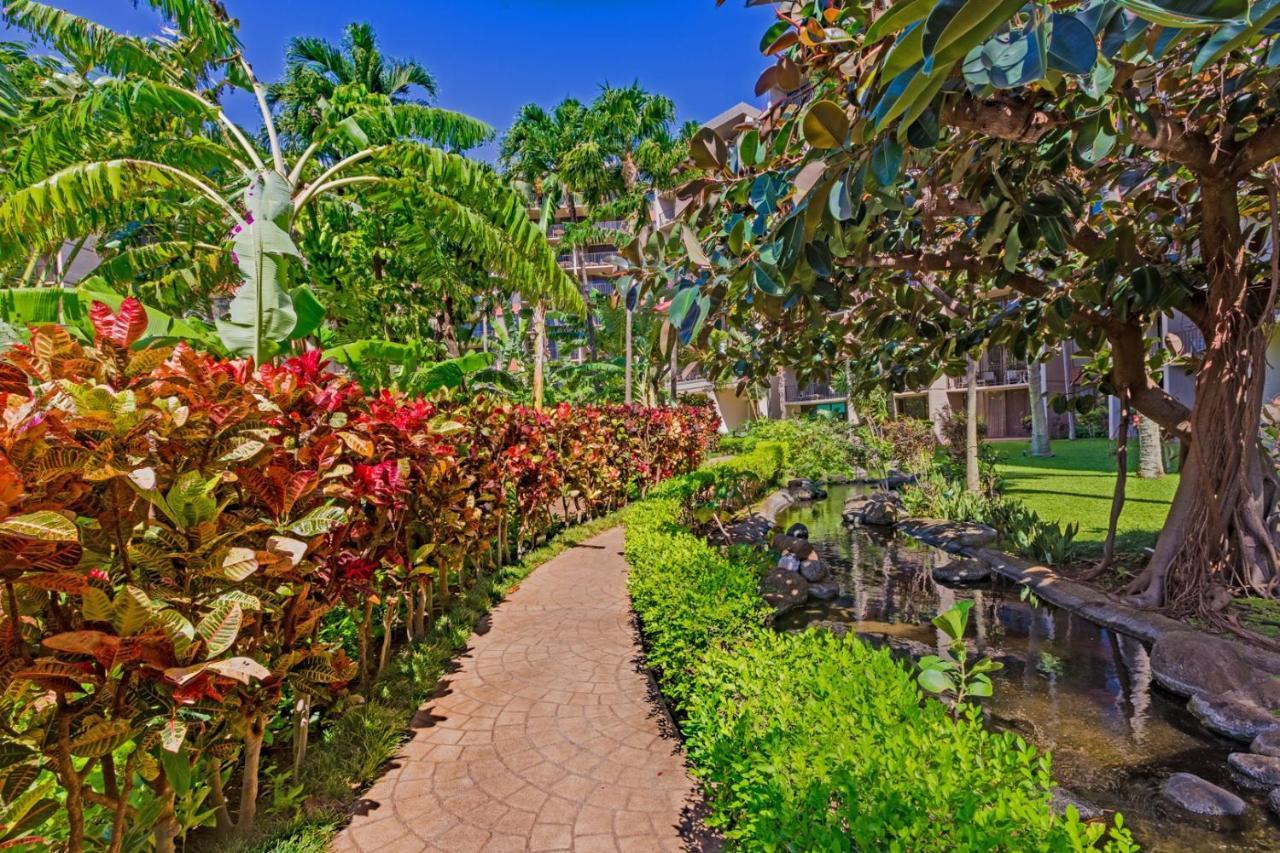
993, 439, 1177, 555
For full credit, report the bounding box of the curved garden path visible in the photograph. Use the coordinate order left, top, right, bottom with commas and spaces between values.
332, 527, 711, 853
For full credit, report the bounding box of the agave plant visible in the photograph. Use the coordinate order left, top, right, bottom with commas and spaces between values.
0, 1, 582, 362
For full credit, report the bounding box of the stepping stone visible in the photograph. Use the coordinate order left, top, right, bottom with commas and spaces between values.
1160, 772, 1246, 816
1251, 728, 1280, 757
1228, 752, 1280, 787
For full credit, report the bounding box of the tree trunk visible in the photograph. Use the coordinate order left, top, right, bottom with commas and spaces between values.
1137, 415, 1164, 479
1028, 360, 1052, 457
235, 716, 266, 836
565, 195, 597, 360
532, 301, 546, 410
1125, 178, 1280, 613
669, 331, 678, 405
845, 361, 858, 424
624, 306, 634, 405
965, 357, 980, 492
1098, 393, 1130, 574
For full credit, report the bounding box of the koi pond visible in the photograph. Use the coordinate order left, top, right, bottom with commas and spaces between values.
777, 485, 1280, 852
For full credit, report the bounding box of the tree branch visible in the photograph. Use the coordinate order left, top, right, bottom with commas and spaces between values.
1233, 122, 1280, 176
940, 95, 1059, 144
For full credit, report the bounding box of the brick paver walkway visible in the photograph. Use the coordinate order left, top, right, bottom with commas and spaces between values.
333, 527, 706, 853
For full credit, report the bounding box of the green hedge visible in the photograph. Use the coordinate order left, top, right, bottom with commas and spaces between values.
624, 452, 1136, 851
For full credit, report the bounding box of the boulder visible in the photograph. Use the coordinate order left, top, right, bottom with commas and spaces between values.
843, 491, 903, 526
931, 558, 992, 585
770, 533, 815, 560
883, 470, 916, 489
1150, 631, 1262, 698
1050, 787, 1102, 821
1250, 728, 1280, 758
1160, 772, 1247, 816
899, 519, 998, 552
1269, 787, 1280, 819
799, 555, 829, 583
787, 478, 828, 502
761, 568, 809, 615
1189, 693, 1280, 742
719, 514, 773, 546
808, 582, 839, 601
1227, 752, 1280, 787
776, 553, 800, 573
757, 490, 796, 524
785, 523, 810, 539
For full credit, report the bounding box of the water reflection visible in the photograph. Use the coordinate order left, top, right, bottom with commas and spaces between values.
776, 486, 1280, 852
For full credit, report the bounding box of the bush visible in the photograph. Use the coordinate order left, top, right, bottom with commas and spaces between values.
741, 418, 866, 481
0, 304, 719, 851
624, 460, 1134, 851
878, 416, 939, 473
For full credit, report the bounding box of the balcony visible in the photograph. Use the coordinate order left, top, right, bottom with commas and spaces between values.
784, 378, 843, 404
557, 251, 618, 271
945, 348, 1029, 389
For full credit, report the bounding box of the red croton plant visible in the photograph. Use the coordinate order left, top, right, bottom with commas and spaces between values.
0, 300, 717, 852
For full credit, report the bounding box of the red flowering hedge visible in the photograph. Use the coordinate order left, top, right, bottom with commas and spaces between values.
0, 300, 717, 852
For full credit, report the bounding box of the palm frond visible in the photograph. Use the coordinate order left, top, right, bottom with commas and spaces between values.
0, 159, 231, 262
135, 0, 240, 58
330, 103, 493, 153
2, 0, 165, 77
9, 77, 226, 184
374, 143, 583, 312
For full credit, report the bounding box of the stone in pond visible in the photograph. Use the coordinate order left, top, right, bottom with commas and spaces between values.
1150, 631, 1260, 699
1227, 752, 1280, 787
777, 553, 800, 573
931, 558, 992, 585
1189, 693, 1280, 742
771, 533, 815, 560
785, 523, 809, 539
1269, 787, 1280, 818
1160, 772, 1247, 816
842, 491, 905, 526
1050, 787, 1102, 821
760, 568, 808, 615
808, 582, 839, 601
1250, 728, 1280, 758
899, 519, 998, 551
799, 555, 828, 583
787, 478, 828, 502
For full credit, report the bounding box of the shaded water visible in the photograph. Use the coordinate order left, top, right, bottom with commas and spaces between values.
777, 485, 1280, 852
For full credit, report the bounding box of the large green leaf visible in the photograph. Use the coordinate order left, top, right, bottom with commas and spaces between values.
1117, 0, 1249, 27
216, 171, 299, 359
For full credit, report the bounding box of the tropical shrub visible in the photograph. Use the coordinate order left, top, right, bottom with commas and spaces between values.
624, 454, 1134, 851
738, 417, 866, 481
878, 416, 939, 474
0, 302, 717, 851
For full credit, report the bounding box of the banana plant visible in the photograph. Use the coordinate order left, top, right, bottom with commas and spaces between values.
0, 1, 582, 362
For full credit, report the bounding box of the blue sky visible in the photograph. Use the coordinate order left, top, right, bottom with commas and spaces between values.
23, 1, 778, 160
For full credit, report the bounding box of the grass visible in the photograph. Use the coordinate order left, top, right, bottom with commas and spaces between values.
992, 438, 1177, 556
228, 511, 627, 853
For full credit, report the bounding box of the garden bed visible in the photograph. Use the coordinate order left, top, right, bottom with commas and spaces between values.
622, 448, 1135, 850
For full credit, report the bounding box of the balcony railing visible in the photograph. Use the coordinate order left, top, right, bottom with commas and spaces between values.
784, 380, 843, 403
1165, 314, 1206, 357
557, 251, 618, 269
947, 367, 1029, 389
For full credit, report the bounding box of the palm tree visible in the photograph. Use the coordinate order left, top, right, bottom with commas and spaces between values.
0, 2, 581, 366
500, 98, 610, 400
587, 84, 688, 403
268, 22, 437, 152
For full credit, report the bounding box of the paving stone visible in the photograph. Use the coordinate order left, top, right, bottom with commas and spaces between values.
334, 528, 707, 850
